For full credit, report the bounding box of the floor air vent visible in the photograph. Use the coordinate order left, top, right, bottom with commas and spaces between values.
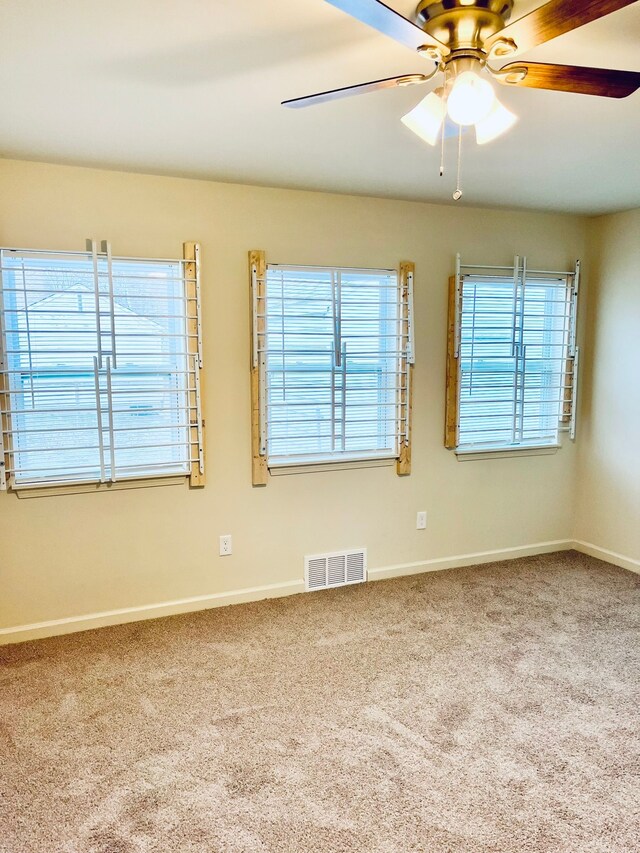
305, 548, 367, 591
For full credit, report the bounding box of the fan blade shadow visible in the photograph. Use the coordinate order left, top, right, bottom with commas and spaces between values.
102, 23, 373, 87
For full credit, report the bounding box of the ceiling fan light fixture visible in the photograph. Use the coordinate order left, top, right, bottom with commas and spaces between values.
446, 71, 495, 126
475, 98, 518, 144
401, 91, 445, 146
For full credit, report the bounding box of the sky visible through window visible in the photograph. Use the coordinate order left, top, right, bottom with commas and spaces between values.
1, 252, 192, 486
458, 274, 572, 449
264, 266, 405, 464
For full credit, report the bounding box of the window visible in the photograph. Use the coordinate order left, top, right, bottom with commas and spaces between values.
249, 253, 414, 480
0, 241, 204, 491
445, 255, 579, 453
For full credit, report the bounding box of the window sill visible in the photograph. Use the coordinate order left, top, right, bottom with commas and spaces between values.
268, 455, 396, 476
454, 444, 561, 462
12, 476, 187, 499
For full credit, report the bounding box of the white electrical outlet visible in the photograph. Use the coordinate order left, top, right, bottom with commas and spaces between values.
416, 511, 427, 530
219, 535, 232, 556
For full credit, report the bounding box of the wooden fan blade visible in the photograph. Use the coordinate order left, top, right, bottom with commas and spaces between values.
485, 0, 638, 56
325, 0, 449, 55
282, 73, 430, 108
494, 62, 640, 98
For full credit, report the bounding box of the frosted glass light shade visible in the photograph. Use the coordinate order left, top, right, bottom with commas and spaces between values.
447, 71, 495, 126
475, 99, 518, 144
401, 91, 445, 146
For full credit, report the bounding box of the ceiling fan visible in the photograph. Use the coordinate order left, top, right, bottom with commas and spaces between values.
282, 1, 640, 194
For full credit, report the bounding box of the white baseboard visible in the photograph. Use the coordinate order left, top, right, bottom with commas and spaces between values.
572, 540, 640, 575
3, 537, 635, 648
368, 539, 574, 582
0, 579, 305, 647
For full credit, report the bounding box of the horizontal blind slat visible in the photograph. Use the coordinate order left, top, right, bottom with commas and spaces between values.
457, 268, 576, 451
0, 248, 196, 487
263, 265, 405, 464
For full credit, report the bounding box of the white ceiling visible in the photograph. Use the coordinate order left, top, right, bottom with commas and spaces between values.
1, 0, 639, 214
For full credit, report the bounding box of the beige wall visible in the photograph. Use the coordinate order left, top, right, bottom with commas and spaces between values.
575, 209, 640, 562
0, 159, 587, 634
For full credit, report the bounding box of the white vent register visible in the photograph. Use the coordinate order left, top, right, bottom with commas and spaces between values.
305, 548, 367, 591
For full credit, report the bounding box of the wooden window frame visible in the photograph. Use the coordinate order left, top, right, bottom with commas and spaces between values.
445, 274, 461, 450
445, 256, 580, 454
0, 241, 205, 493
184, 241, 206, 488
249, 251, 414, 485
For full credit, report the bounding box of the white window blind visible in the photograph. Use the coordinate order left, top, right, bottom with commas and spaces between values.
253, 264, 412, 467
0, 242, 204, 490
451, 255, 579, 452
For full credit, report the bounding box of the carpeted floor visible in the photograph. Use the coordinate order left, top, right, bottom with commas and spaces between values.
1, 551, 639, 853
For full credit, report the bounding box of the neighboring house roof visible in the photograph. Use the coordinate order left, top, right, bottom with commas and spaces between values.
15, 283, 166, 330
7, 283, 174, 367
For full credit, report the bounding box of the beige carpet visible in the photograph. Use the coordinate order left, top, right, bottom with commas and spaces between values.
1, 551, 639, 853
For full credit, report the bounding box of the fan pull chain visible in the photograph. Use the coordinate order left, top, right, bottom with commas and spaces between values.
439, 121, 445, 177
453, 124, 463, 201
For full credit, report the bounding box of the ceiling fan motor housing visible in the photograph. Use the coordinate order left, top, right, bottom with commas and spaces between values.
416, 0, 514, 53
282, 1, 640, 110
